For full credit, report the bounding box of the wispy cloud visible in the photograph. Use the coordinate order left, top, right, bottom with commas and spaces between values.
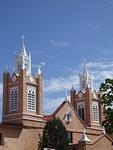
49, 40, 69, 48
44, 60, 113, 96
99, 48, 113, 55
87, 60, 113, 71
32, 50, 55, 59
32, 61, 46, 68
43, 97, 65, 114
44, 75, 79, 94
88, 24, 103, 30
43, 60, 113, 113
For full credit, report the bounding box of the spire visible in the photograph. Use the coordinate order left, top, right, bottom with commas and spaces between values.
15, 36, 31, 75
38, 67, 41, 75
35, 67, 42, 77
65, 88, 68, 100
5, 64, 8, 73
82, 59, 88, 76
21, 35, 27, 56
79, 128, 90, 142
71, 86, 75, 92
35, 67, 42, 78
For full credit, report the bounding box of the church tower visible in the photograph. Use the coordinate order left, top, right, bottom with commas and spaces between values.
2, 39, 43, 127
70, 61, 102, 127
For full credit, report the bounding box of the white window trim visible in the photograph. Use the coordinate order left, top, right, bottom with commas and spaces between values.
92, 101, 99, 123
10, 86, 19, 112
27, 86, 36, 112
66, 110, 72, 123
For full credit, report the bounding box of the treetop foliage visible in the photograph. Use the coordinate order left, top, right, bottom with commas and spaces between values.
100, 78, 113, 134
39, 117, 69, 150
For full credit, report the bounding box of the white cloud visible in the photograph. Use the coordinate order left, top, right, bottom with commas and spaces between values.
40, 62, 46, 67
44, 60, 113, 96
43, 97, 65, 114
87, 61, 113, 70
43, 60, 113, 113
32, 62, 46, 68
44, 60, 113, 94
44, 75, 79, 94
99, 48, 113, 55
49, 40, 69, 48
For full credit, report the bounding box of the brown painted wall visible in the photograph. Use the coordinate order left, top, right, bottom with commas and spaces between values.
0, 126, 43, 150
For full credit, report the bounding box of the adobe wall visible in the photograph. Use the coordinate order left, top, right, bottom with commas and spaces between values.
0, 125, 43, 150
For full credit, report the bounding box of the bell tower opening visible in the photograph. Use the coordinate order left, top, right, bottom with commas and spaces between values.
15, 36, 31, 75
77, 102, 85, 121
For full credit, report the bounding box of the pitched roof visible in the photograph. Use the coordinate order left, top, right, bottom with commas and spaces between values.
51, 100, 86, 127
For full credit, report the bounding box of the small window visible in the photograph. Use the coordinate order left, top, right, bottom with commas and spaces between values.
66, 110, 72, 123
25, 61, 29, 70
82, 80, 86, 89
17, 62, 21, 72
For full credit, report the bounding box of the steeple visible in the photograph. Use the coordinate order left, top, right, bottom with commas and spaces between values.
21, 35, 27, 56
79, 60, 93, 91
5, 64, 8, 73
65, 88, 68, 100
82, 59, 88, 76
3, 40, 43, 126
15, 36, 31, 75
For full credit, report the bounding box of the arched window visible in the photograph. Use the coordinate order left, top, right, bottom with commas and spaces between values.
92, 101, 99, 123
10, 87, 19, 111
17, 62, 21, 72
27, 86, 36, 111
82, 80, 86, 90
66, 110, 72, 123
77, 102, 85, 121
24, 60, 29, 70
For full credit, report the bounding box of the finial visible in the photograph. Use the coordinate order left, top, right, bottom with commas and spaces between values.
83, 59, 88, 76
79, 128, 90, 142
83, 58, 86, 69
5, 64, 8, 73
37, 67, 41, 75
102, 126, 106, 134
21, 35, 25, 45
83, 128, 86, 134
21, 35, 27, 56
83, 58, 86, 64
65, 88, 68, 100
71, 86, 75, 92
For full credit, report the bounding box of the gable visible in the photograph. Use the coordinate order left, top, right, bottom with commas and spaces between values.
53, 101, 85, 132
90, 135, 113, 150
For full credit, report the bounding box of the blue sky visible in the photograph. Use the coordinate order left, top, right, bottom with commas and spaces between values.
0, 0, 113, 114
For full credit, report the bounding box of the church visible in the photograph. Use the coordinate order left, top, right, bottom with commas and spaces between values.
0, 41, 113, 150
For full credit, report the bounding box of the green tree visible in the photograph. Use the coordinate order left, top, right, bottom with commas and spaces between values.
100, 78, 113, 134
39, 117, 69, 150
